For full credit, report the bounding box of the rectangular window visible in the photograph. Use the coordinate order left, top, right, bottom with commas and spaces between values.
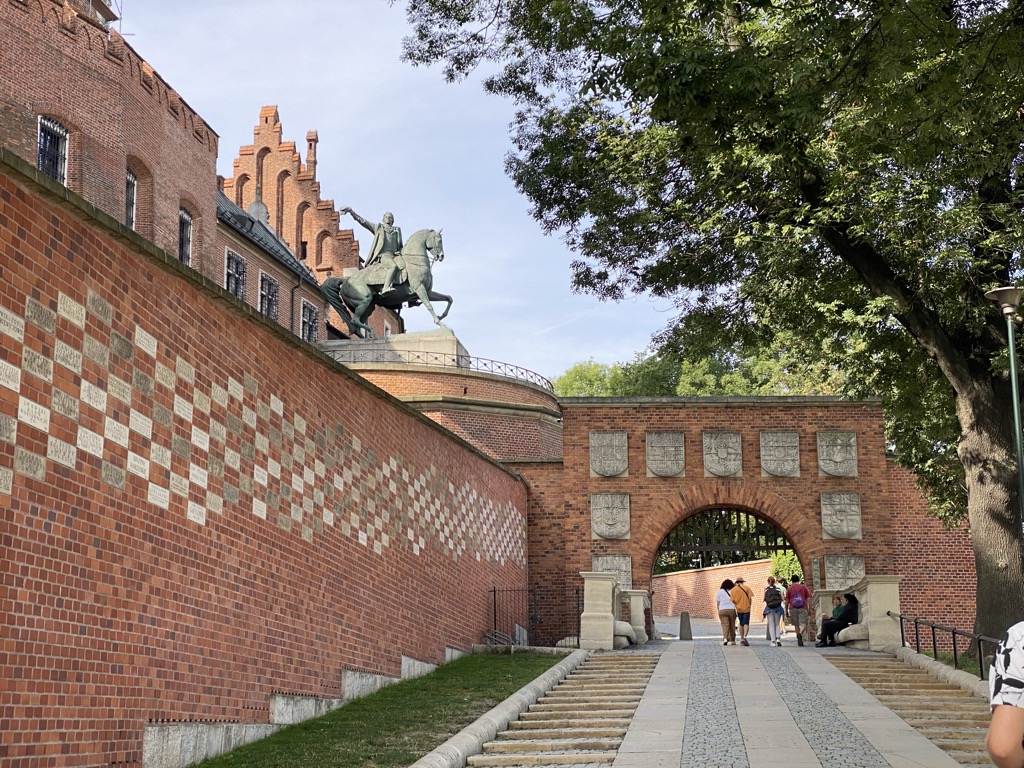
226, 250, 246, 300
37, 116, 68, 185
300, 301, 319, 343
259, 274, 279, 321
125, 170, 137, 230
178, 208, 192, 265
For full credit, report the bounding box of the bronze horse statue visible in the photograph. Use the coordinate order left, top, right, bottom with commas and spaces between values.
321, 228, 452, 338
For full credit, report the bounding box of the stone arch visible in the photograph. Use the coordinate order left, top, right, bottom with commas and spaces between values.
631, 480, 821, 590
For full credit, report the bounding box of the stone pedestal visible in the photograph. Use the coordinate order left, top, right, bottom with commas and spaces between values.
856, 575, 903, 651
623, 589, 650, 645
579, 571, 619, 651
320, 328, 470, 365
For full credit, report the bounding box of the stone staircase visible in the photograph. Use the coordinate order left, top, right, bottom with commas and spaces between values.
466, 652, 659, 767
825, 654, 995, 767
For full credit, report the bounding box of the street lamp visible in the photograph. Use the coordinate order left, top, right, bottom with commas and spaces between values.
985, 286, 1024, 534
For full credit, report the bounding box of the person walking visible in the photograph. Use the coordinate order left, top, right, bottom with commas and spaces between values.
716, 579, 737, 646
763, 576, 785, 646
730, 576, 755, 646
988, 620, 1024, 768
777, 577, 789, 636
816, 593, 858, 647
784, 574, 812, 647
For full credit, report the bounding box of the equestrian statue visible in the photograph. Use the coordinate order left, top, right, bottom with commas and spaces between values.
322, 208, 452, 338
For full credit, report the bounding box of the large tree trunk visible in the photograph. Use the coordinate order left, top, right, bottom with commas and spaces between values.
957, 383, 1024, 641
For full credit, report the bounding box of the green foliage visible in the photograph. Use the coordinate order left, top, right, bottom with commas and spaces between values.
771, 552, 802, 583
197, 652, 561, 767
552, 359, 615, 396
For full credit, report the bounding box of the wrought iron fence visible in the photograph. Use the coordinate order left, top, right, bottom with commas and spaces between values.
888, 611, 1000, 680
488, 586, 582, 647
323, 347, 554, 392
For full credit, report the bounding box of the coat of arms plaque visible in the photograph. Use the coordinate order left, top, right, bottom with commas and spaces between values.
703, 431, 742, 477
646, 431, 685, 477
590, 431, 628, 476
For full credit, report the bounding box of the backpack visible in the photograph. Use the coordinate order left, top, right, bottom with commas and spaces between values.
790, 590, 805, 609
764, 586, 783, 609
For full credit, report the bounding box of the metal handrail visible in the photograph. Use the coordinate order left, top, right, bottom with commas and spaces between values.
323, 347, 554, 393
887, 610, 1000, 680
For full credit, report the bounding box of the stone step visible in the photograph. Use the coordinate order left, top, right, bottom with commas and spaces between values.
467, 752, 616, 766
945, 750, 998, 766
483, 739, 622, 753
550, 684, 647, 693
519, 709, 637, 721
530, 702, 638, 713
498, 727, 628, 740
904, 715, 991, 726
509, 718, 632, 730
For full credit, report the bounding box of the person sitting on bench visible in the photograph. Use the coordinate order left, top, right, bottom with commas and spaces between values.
816, 593, 859, 647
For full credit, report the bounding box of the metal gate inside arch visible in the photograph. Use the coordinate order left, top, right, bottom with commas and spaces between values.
654, 509, 794, 574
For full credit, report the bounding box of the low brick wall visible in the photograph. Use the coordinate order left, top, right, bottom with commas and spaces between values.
652, 560, 775, 619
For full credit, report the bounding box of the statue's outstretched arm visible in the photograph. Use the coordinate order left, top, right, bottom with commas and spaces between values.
341, 207, 374, 234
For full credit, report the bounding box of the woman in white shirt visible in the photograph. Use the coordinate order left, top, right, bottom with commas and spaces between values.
716, 579, 737, 645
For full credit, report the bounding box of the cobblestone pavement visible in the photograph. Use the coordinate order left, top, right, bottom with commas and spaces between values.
611, 618, 965, 767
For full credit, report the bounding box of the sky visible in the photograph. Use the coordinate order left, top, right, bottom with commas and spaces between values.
116, 0, 677, 382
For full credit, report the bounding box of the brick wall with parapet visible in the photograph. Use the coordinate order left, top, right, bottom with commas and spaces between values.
0, 0, 218, 271
0, 152, 528, 767
652, 560, 775, 620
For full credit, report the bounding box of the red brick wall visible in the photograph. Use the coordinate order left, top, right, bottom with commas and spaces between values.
887, 460, 977, 632
651, 560, 774, 619
0, 0, 218, 272
355, 368, 563, 461
0, 156, 528, 767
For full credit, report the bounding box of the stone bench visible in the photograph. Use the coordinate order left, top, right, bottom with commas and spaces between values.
811, 575, 903, 652
836, 622, 869, 649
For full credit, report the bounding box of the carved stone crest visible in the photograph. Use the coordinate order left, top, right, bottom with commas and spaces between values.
817, 431, 858, 476
703, 431, 742, 477
591, 493, 631, 539
821, 493, 863, 540
593, 554, 633, 591
824, 555, 865, 589
646, 431, 684, 477
760, 431, 800, 477
590, 431, 628, 477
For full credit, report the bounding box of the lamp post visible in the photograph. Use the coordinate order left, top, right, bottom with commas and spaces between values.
985, 286, 1024, 535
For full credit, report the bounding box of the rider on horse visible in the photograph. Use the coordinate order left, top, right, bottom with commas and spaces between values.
341, 207, 403, 294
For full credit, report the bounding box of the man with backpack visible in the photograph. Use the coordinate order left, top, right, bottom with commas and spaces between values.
763, 576, 785, 646
784, 574, 812, 647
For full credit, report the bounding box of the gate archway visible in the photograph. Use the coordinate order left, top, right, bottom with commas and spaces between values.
654, 508, 795, 575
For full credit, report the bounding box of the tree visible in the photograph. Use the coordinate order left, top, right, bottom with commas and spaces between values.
552, 359, 615, 396
399, 0, 1024, 636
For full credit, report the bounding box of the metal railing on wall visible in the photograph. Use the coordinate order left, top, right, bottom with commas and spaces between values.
488, 586, 581, 647
323, 347, 555, 393
888, 611, 1000, 680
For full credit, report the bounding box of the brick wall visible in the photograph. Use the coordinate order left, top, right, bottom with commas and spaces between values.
356, 368, 563, 461
0, 0, 218, 271
887, 459, 977, 632
0, 154, 528, 767
651, 560, 774, 619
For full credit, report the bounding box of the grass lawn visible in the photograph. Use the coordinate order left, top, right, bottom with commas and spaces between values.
918, 648, 984, 678
198, 650, 565, 768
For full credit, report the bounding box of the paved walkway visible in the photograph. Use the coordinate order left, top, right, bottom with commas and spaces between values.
611, 617, 966, 768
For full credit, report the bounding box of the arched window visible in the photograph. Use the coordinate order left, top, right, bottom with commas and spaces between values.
126, 156, 154, 238
178, 207, 193, 265
255, 147, 271, 200
315, 230, 330, 267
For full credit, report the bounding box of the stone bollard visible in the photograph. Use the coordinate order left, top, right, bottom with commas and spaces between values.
678, 612, 693, 641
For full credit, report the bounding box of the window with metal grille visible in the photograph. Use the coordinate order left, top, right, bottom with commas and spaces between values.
125, 170, 137, 230
259, 274, 279, 321
37, 116, 68, 185
226, 250, 246, 300
300, 301, 319, 343
178, 208, 192, 265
